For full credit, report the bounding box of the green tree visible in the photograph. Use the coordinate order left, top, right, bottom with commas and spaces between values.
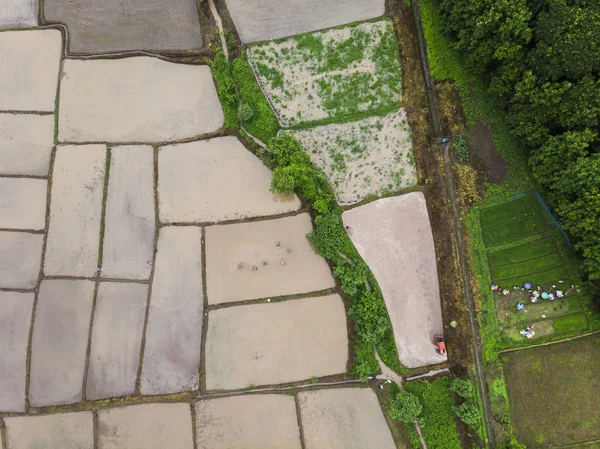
349, 290, 390, 344
530, 129, 597, 192
390, 391, 423, 423
450, 378, 476, 399
555, 154, 600, 280
531, 0, 600, 81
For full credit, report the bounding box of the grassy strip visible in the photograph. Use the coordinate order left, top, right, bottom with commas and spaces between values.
479, 195, 541, 229
552, 313, 589, 333
487, 236, 556, 267
210, 51, 239, 129
491, 253, 563, 282
230, 55, 281, 143
404, 377, 462, 449
482, 213, 549, 247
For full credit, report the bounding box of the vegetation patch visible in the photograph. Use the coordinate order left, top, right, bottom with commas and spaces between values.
504, 334, 600, 447
487, 237, 556, 267
479, 196, 542, 229
404, 377, 462, 449
230, 56, 280, 143
247, 20, 402, 126
290, 110, 416, 205
482, 213, 549, 248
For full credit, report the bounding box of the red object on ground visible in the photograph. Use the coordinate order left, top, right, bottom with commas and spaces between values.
434, 335, 446, 355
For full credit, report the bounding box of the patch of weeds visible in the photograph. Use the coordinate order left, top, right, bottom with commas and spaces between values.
310, 377, 319, 384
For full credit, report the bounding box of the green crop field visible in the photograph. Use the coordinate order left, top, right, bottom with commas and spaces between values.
552, 314, 589, 333
482, 212, 549, 247
491, 252, 563, 282
476, 194, 591, 343
504, 334, 600, 447
480, 195, 542, 229
487, 237, 556, 267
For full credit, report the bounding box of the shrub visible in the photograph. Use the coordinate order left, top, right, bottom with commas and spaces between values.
450, 377, 476, 398
350, 290, 390, 344
238, 103, 254, 121
451, 134, 469, 163
390, 391, 423, 423
454, 401, 482, 429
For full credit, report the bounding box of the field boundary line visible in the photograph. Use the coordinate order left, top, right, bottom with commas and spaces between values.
499, 330, 600, 354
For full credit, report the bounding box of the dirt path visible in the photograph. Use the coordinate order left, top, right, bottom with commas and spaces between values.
407, 1, 496, 446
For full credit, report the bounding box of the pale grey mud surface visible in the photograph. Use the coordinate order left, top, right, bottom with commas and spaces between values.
44, 0, 202, 53
29, 280, 94, 406
298, 387, 397, 449
97, 403, 194, 449
58, 58, 223, 143
195, 394, 302, 449
5, 412, 94, 449
0, 292, 33, 412
225, 0, 384, 43
343, 192, 447, 368
0, 30, 61, 112
205, 213, 335, 304
0, 0, 37, 27
158, 136, 300, 224
0, 114, 54, 176
204, 295, 348, 390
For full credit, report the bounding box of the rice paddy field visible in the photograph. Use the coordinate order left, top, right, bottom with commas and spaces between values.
478, 194, 590, 341
503, 333, 600, 448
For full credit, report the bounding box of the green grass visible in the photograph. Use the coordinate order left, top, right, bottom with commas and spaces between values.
498, 265, 571, 288
404, 377, 462, 449
504, 334, 600, 447
482, 213, 549, 247
210, 51, 239, 129
552, 314, 589, 333
230, 57, 280, 143
480, 196, 542, 229
491, 252, 563, 282
487, 236, 556, 266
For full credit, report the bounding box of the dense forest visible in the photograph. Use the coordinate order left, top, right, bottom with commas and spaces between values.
436, 0, 600, 302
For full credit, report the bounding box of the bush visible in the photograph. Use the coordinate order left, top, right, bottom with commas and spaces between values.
390, 391, 423, 423
454, 401, 482, 429
450, 377, 476, 399
451, 134, 469, 163
350, 290, 390, 344
238, 103, 254, 122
